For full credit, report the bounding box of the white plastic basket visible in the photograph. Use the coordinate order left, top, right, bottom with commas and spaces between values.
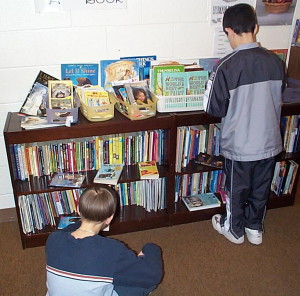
156, 95, 204, 113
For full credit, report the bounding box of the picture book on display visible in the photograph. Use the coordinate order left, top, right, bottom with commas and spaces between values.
48, 80, 74, 109
80, 85, 110, 106
182, 192, 221, 211
161, 72, 187, 96
19, 71, 58, 116
93, 164, 124, 185
100, 59, 139, 92
186, 71, 209, 95
198, 58, 220, 73
120, 55, 156, 80
61, 63, 99, 86
58, 216, 81, 229
138, 160, 159, 179
124, 81, 153, 105
152, 65, 185, 95
49, 172, 86, 188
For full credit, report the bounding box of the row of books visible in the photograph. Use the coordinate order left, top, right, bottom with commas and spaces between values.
176, 124, 220, 172
271, 160, 299, 196
10, 130, 166, 181
281, 115, 300, 153
18, 189, 83, 234
118, 178, 166, 212
151, 65, 209, 97
175, 170, 225, 203
18, 177, 166, 234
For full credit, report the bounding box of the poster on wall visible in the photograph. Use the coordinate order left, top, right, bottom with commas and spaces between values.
256, 0, 297, 26
34, 0, 127, 13
213, 27, 232, 57
210, 0, 256, 26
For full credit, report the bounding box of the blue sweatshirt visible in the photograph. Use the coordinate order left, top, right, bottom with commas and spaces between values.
45, 223, 163, 296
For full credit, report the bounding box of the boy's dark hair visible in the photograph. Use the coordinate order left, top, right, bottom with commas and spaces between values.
223, 4, 257, 35
79, 185, 117, 222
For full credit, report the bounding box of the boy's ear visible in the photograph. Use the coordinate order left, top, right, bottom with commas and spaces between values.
254, 24, 259, 35
224, 27, 233, 36
105, 214, 114, 225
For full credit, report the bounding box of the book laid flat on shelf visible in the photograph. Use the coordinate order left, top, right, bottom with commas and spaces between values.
194, 153, 223, 169
20, 116, 65, 130
182, 192, 221, 211
19, 71, 58, 116
100, 59, 139, 92
58, 216, 81, 229
48, 80, 74, 109
93, 164, 124, 185
138, 160, 159, 179
49, 172, 86, 188
61, 63, 99, 86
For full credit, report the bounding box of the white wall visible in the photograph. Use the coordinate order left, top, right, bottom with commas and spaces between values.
1, 0, 300, 209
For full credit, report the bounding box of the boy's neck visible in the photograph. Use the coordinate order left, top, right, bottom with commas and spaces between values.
232, 32, 256, 49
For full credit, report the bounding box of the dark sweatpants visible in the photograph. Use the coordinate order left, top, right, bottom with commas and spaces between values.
220, 157, 276, 239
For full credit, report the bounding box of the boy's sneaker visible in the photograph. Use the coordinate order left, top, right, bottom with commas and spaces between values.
245, 227, 262, 245
212, 214, 244, 244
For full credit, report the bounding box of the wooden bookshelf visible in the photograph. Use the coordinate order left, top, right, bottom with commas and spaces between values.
4, 104, 300, 248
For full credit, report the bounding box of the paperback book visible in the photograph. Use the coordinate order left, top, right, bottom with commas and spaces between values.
138, 160, 159, 179
100, 59, 139, 92
161, 72, 187, 96
93, 164, 124, 185
61, 63, 99, 86
182, 192, 221, 211
48, 80, 74, 109
124, 81, 153, 105
198, 58, 220, 73
49, 172, 86, 188
19, 71, 58, 116
58, 216, 81, 229
20, 116, 65, 130
186, 71, 209, 95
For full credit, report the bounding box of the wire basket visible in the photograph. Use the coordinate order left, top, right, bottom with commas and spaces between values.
156, 95, 204, 113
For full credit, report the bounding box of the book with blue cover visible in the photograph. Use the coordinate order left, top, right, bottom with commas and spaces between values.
58, 216, 81, 229
182, 192, 221, 211
61, 63, 99, 86
120, 55, 156, 80
100, 59, 139, 92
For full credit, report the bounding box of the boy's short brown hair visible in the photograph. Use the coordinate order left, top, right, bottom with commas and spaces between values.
79, 185, 118, 222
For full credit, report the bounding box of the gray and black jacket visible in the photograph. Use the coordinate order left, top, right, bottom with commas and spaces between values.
204, 42, 286, 161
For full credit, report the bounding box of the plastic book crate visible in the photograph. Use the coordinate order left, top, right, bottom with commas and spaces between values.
46, 95, 79, 124
114, 94, 157, 120
156, 94, 204, 113
77, 89, 116, 122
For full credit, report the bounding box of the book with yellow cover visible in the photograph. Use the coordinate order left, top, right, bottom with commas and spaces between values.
138, 160, 159, 179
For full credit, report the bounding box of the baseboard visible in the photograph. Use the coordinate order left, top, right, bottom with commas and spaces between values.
0, 208, 17, 222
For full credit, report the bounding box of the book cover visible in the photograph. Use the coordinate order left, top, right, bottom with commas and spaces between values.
93, 164, 124, 185
58, 216, 81, 229
198, 58, 220, 73
152, 65, 185, 95
20, 116, 64, 130
100, 59, 139, 92
48, 80, 74, 109
19, 71, 58, 116
182, 192, 221, 211
138, 160, 159, 179
49, 172, 86, 188
61, 63, 99, 86
124, 81, 153, 105
161, 72, 187, 96
186, 71, 209, 95
195, 153, 223, 169
120, 55, 156, 80
291, 19, 300, 46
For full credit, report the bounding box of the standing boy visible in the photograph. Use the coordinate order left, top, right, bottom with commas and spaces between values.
46, 185, 163, 295
203, 4, 286, 245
